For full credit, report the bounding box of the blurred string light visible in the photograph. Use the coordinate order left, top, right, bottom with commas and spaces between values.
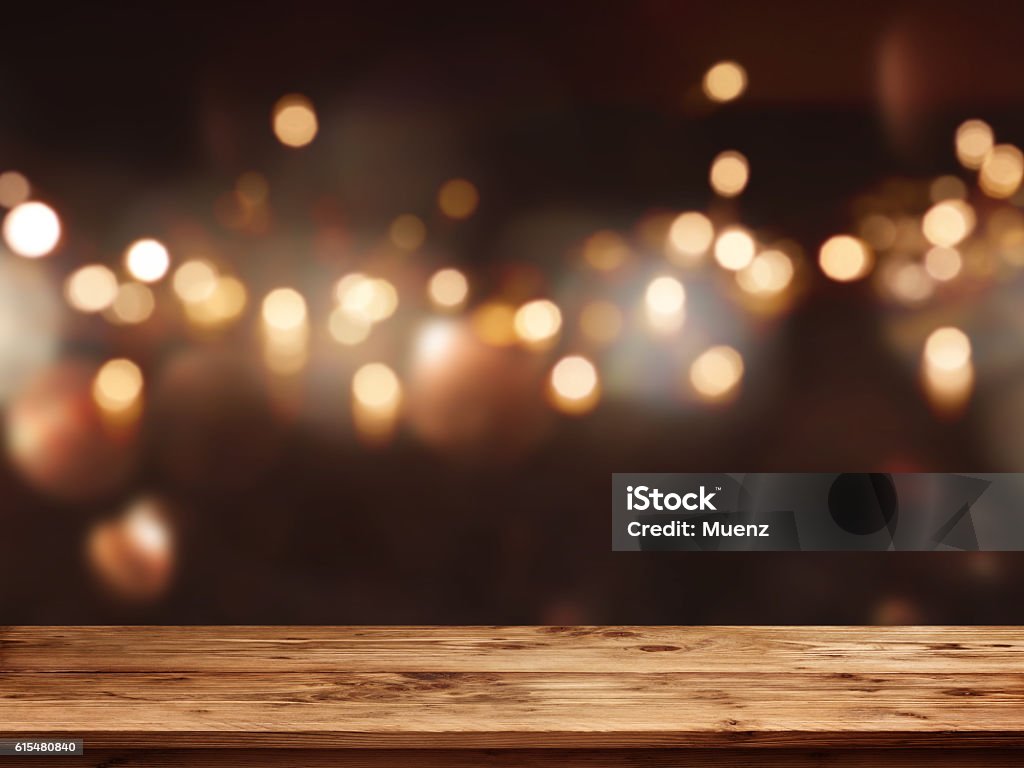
406, 319, 547, 458
92, 358, 144, 419
921, 200, 975, 247
353, 362, 401, 408
0, 171, 30, 208
6, 361, 135, 500
881, 259, 933, 305
979, 144, 1024, 199
644, 275, 686, 334
272, 94, 318, 148
65, 264, 118, 313
951, 119, 1024, 199
923, 246, 962, 282
335, 274, 398, 325
513, 299, 562, 349
0, 51, 829, 514
173, 259, 218, 303
3, 201, 61, 257
667, 211, 714, 265
0, 56, 845, 607
125, 238, 170, 283
0, 58, 1018, 620
184, 276, 247, 329
106, 282, 156, 325
412, 320, 459, 366
702, 60, 747, 103
263, 287, 307, 330
438, 178, 479, 219
843, 120, 1024, 418
922, 326, 973, 413
329, 303, 371, 345
714, 226, 755, 271
427, 268, 469, 311
548, 355, 599, 415
855, 121, 1024, 308
955, 119, 993, 170
709, 150, 749, 197
351, 362, 401, 443
819, 235, 873, 282
261, 287, 309, 374
87, 497, 174, 601
736, 249, 794, 296
171, 256, 247, 330
689, 345, 744, 403
471, 301, 517, 347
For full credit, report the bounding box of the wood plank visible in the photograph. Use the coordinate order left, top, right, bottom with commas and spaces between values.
11, 750, 1024, 768
2, 626, 1022, 673
1, 627, 1023, 749
2, 671, 1023, 747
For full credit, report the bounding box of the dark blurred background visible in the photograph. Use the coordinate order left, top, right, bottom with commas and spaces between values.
2, 0, 1024, 624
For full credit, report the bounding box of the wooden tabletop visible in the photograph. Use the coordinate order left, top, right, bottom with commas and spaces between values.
1, 626, 1023, 753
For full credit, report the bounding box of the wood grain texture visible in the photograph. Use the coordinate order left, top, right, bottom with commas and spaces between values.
3, 625, 1022, 672
12, 750, 1024, 768
1, 627, 1023, 749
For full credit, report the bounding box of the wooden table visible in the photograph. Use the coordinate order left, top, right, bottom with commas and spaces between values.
1, 627, 1023, 765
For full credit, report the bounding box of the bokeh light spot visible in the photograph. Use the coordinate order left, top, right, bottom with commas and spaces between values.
924, 326, 971, 371
272, 94, 318, 148
65, 265, 118, 314
549, 355, 599, 414
428, 268, 469, 311
514, 299, 562, 347
955, 119, 994, 170
3, 201, 60, 258
262, 287, 307, 331
702, 61, 747, 103
924, 246, 963, 282
93, 358, 144, 414
922, 200, 975, 247
690, 345, 744, 402
709, 150, 749, 197
438, 178, 479, 219
667, 212, 714, 260
736, 249, 794, 295
980, 144, 1024, 199
125, 239, 170, 283
471, 302, 517, 346
108, 282, 156, 325
714, 227, 756, 271
819, 235, 872, 282
329, 305, 372, 346
173, 259, 218, 303
353, 362, 401, 409
0, 171, 30, 208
